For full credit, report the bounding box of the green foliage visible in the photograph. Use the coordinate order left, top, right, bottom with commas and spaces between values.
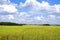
0, 22, 26, 26
42, 24, 50, 26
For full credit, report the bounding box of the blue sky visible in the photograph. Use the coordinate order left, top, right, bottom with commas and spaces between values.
10, 0, 60, 5
37, 0, 60, 5
0, 0, 60, 24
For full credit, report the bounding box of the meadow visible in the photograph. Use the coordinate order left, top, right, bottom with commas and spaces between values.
0, 25, 60, 40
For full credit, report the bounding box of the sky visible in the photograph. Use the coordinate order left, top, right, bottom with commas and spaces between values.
0, 0, 60, 24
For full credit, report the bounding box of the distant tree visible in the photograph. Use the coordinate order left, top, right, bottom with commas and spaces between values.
43, 24, 50, 26
0, 22, 23, 26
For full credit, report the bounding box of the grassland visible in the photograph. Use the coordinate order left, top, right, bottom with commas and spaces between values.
0, 25, 60, 40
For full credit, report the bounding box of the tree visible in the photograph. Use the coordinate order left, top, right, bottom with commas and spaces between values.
43, 24, 50, 26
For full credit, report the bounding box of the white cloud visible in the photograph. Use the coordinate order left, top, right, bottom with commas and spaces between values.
19, 0, 60, 24
0, 0, 18, 13
8, 15, 14, 20
0, 16, 6, 19
0, 15, 14, 20
19, 12, 27, 16
33, 16, 47, 23
0, 15, 14, 22
54, 4, 60, 13
47, 15, 57, 23
34, 16, 43, 21
48, 15, 56, 20
57, 16, 60, 19
19, 12, 31, 17
0, 4, 18, 13
20, 0, 60, 14
0, 0, 10, 4
0, 0, 60, 24
0, 6, 4, 12
49, 15, 56, 18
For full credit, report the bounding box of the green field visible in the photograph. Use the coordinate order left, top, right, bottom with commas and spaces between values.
0, 25, 60, 40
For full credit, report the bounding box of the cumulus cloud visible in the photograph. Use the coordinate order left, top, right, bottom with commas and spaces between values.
8, 15, 14, 19
49, 15, 56, 17
0, 15, 14, 22
0, 0, 60, 24
1, 4, 17, 13
0, 6, 4, 12
20, 0, 60, 14
34, 16, 44, 21
19, 0, 60, 24
19, 12, 27, 16
0, 0, 18, 13
0, 0, 10, 4
54, 5, 60, 13
0, 15, 14, 20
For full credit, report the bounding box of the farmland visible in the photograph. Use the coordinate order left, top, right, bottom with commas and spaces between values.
0, 25, 60, 40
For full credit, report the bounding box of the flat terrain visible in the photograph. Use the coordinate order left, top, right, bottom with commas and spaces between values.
0, 25, 60, 40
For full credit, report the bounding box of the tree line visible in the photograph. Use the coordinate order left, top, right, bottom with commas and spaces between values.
0, 22, 26, 26
0, 22, 51, 26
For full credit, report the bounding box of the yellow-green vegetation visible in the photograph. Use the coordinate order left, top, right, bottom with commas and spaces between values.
0, 25, 60, 40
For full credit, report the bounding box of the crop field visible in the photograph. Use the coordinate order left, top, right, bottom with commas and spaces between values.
0, 25, 60, 40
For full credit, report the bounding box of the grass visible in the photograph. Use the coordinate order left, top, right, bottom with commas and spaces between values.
0, 25, 60, 40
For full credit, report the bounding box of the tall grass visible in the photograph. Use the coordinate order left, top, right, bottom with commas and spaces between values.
0, 25, 60, 40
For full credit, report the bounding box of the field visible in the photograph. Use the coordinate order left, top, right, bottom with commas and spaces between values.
0, 25, 60, 40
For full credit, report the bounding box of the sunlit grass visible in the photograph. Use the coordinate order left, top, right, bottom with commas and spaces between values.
0, 25, 60, 40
